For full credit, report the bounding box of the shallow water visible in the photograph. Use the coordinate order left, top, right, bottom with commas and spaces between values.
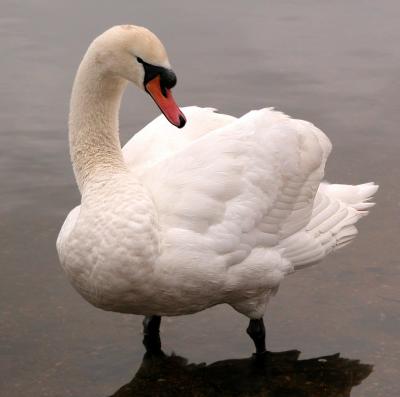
1, 1, 399, 396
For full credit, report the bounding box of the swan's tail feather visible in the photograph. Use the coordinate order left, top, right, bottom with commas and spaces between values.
318, 182, 378, 211
280, 182, 378, 268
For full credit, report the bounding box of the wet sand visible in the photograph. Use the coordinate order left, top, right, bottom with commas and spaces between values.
1, 1, 399, 396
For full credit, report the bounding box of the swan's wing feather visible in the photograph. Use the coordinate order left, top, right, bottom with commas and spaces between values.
122, 106, 236, 171
279, 182, 378, 268
140, 108, 331, 273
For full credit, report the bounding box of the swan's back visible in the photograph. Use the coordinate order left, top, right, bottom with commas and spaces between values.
140, 107, 331, 236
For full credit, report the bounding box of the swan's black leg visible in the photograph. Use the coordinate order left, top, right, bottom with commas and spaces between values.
142, 315, 162, 355
247, 318, 266, 355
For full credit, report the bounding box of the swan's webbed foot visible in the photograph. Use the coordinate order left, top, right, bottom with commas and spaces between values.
143, 315, 163, 355
247, 318, 266, 356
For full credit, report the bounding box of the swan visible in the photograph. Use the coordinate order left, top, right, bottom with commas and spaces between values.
57, 25, 378, 355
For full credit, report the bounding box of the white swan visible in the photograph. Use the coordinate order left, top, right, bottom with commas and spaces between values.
57, 25, 378, 354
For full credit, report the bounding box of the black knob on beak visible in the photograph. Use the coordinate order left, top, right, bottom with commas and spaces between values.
160, 69, 177, 90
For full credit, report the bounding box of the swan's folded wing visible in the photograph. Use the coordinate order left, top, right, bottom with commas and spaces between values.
139, 108, 332, 270
122, 106, 236, 172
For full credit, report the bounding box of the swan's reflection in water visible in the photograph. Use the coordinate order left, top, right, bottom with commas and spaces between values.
110, 350, 372, 397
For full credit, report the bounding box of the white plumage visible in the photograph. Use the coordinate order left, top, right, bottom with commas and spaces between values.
57, 26, 378, 324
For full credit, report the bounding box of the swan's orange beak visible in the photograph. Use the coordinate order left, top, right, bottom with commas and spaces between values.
145, 76, 186, 128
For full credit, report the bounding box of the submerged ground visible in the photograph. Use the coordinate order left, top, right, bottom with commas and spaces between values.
1, 1, 399, 396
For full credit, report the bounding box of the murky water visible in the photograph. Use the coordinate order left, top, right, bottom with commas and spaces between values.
1, 1, 399, 396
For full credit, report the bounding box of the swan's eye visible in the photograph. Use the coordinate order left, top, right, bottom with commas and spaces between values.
137, 57, 144, 64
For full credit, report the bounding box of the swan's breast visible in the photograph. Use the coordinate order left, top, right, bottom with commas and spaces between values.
57, 176, 161, 309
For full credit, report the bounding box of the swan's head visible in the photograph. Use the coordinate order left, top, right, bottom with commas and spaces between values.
89, 25, 186, 128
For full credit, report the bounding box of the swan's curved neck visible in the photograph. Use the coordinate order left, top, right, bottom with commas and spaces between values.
69, 56, 129, 192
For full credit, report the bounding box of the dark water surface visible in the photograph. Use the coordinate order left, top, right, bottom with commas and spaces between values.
1, 1, 399, 396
